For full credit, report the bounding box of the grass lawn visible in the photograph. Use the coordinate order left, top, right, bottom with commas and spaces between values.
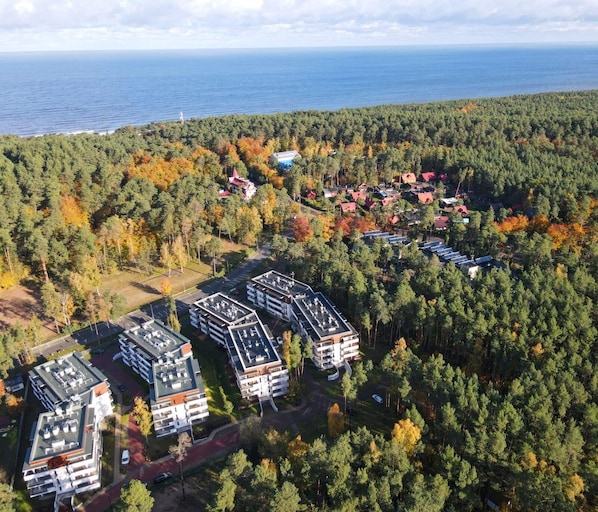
146, 432, 177, 461
181, 326, 239, 414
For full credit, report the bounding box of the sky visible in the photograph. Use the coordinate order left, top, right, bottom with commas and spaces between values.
1, 0, 597, 52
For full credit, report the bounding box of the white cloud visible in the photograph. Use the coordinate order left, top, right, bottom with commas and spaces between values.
0, 0, 597, 51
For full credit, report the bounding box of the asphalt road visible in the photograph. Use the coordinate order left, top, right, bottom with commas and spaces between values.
32, 243, 272, 360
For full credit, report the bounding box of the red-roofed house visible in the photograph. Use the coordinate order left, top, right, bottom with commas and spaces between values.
339, 202, 357, 214
434, 216, 450, 230
400, 172, 418, 184
381, 197, 396, 208
455, 205, 469, 216
421, 172, 436, 182
228, 169, 256, 201
416, 192, 434, 205
218, 190, 232, 199
306, 190, 317, 200
351, 190, 367, 202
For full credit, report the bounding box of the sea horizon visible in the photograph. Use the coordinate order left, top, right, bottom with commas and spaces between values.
1, 43, 597, 138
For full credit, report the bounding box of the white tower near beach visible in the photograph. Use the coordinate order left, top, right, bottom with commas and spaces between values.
179, 112, 184, 124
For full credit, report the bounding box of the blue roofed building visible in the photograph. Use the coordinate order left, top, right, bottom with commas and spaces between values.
270, 150, 300, 170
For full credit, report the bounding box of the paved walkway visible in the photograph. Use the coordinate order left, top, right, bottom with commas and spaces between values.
82, 392, 313, 511
112, 410, 123, 485
81, 427, 241, 512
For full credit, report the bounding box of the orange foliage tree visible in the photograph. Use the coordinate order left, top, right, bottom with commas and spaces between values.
496, 214, 529, 233
127, 152, 195, 190
291, 217, 313, 242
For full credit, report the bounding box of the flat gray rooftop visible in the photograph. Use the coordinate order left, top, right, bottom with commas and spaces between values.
227, 314, 279, 372
293, 292, 355, 340
29, 353, 108, 408
251, 271, 312, 299
194, 293, 255, 326
152, 357, 204, 401
24, 405, 95, 469
122, 320, 190, 360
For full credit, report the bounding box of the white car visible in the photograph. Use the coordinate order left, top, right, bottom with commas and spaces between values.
372, 394, 383, 404
121, 449, 130, 465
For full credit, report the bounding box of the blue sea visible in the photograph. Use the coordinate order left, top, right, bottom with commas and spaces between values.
0, 44, 597, 137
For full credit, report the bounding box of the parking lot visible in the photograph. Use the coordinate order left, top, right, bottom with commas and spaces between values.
89, 342, 145, 402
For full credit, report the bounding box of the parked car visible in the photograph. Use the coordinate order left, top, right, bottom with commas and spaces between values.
117, 384, 126, 392
121, 450, 130, 465
276, 336, 283, 346
153, 472, 172, 484
91, 347, 105, 355
372, 394, 383, 404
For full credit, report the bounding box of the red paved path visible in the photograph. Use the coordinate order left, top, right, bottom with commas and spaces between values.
83, 429, 240, 512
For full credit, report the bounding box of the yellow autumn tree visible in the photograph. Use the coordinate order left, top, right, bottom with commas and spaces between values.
564, 474, 584, 502
287, 435, 310, 464
60, 195, 88, 227
327, 403, 345, 438
391, 419, 421, 456
520, 451, 538, 471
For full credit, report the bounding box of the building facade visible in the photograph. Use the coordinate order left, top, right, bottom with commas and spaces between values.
226, 313, 289, 400
28, 352, 113, 424
192, 293, 289, 401
23, 405, 102, 500
25, 354, 112, 502
246, 270, 312, 322
151, 356, 209, 437
191, 293, 255, 346
118, 319, 194, 383
291, 292, 360, 370
247, 271, 360, 371
119, 320, 209, 436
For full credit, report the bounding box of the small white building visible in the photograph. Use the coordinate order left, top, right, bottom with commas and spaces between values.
151, 356, 209, 437
270, 150, 301, 170
23, 405, 102, 500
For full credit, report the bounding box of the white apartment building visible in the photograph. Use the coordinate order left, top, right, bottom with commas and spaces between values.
118, 319, 194, 384
191, 293, 255, 346
226, 313, 289, 401
292, 292, 360, 370
23, 405, 102, 500
28, 352, 113, 424
151, 356, 209, 437
25, 353, 112, 504
119, 320, 209, 435
246, 270, 313, 321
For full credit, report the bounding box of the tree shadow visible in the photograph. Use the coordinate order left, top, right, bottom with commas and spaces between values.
130, 281, 161, 295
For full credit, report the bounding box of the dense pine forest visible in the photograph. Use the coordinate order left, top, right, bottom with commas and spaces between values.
1, 91, 598, 510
